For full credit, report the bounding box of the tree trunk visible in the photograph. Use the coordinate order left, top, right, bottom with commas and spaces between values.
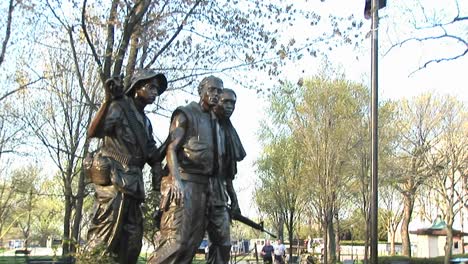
279, 215, 284, 244
25, 189, 33, 251
288, 212, 294, 263
364, 209, 370, 263
444, 224, 453, 264
323, 219, 328, 264
62, 188, 72, 256
364, 224, 369, 263
326, 209, 336, 264
460, 191, 465, 254
335, 214, 340, 262
390, 228, 396, 255
71, 169, 86, 254
401, 192, 414, 257
71, 142, 91, 253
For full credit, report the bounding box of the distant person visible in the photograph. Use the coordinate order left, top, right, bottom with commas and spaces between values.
261, 240, 274, 264
273, 239, 286, 264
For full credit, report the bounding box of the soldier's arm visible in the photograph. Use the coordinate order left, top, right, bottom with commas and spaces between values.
226, 178, 241, 215
100, 101, 123, 136
145, 120, 167, 192
165, 111, 188, 203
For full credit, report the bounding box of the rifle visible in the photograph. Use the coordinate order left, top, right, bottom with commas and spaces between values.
231, 212, 277, 238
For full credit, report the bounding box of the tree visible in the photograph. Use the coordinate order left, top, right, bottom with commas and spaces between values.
256, 75, 370, 264
61, 0, 368, 103
0, 1, 46, 102
299, 77, 368, 264
10, 165, 42, 250
255, 134, 308, 259
32, 177, 64, 247
0, 0, 14, 67
379, 183, 404, 255
0, 164, 42, 246
425, 96, 467, 264
394, 93, 446, 257
0, 163, 16, 244
77, 0, 294, 91
19, 38, 100, 255
385, 0, 467, 74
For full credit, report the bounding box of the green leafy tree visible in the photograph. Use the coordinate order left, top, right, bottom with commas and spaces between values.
394, 93, 446, 257
298, 76, 369, 264
424, 96, 467, 264
0, 163, 17, 244
256, 134, 308, 255
11, 165, 41, 250
256, 75, 371, 264
379, 183, 404, 255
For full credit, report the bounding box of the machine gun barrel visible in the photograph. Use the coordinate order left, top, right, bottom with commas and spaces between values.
232, 212, 277, 238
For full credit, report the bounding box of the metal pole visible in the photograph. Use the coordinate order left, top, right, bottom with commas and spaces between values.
370, 0, 379, 263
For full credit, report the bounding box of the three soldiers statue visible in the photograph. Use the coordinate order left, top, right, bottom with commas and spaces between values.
86, 72, 245, 264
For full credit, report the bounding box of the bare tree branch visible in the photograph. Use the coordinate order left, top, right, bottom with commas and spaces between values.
410, 47, 468, 76
0, 77, 45, 102
81, 0, 106, 84
0, 0, 14, 66
385, 1, 467, 75
67, 26, 96, 111
103, 0, 119, 79
113, 0, 151, 77
144, 0, 202, 68
124, 23, 141, 88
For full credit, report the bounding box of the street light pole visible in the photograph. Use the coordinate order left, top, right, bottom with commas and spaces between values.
370, 0, 380, 263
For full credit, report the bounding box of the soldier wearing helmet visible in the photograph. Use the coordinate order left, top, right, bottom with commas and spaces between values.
86, 69, 167, 264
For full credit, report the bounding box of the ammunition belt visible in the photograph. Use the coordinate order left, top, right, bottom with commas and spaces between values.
101, 149, 145, 168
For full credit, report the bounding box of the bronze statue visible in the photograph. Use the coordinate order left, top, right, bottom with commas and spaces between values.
206, 88, 247, 263
85, 69, 167, 264
214, 88, 246, 216
149, 76, 230, 264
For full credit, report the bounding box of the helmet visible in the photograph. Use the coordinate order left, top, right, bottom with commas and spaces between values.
125, 69, 168, 96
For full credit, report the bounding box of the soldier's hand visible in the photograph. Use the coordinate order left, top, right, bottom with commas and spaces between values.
230, 201, 241, 216
170, 177, 184, 206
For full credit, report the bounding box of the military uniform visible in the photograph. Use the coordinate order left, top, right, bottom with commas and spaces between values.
86, 70, 167, 264
150, 101, 231, 264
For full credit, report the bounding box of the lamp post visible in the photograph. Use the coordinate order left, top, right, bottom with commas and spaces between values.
370, 0, 379, 262
364, 0, 386, 263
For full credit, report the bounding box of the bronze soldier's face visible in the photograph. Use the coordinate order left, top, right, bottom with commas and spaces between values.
136, 78, 160, 104
201, 84, 222, 108
218, 91, 236, 118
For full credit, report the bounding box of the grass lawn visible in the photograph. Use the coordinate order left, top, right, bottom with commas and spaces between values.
0, 256, 52, 264
0, 256, 147, 264
0, 255, 208, 264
